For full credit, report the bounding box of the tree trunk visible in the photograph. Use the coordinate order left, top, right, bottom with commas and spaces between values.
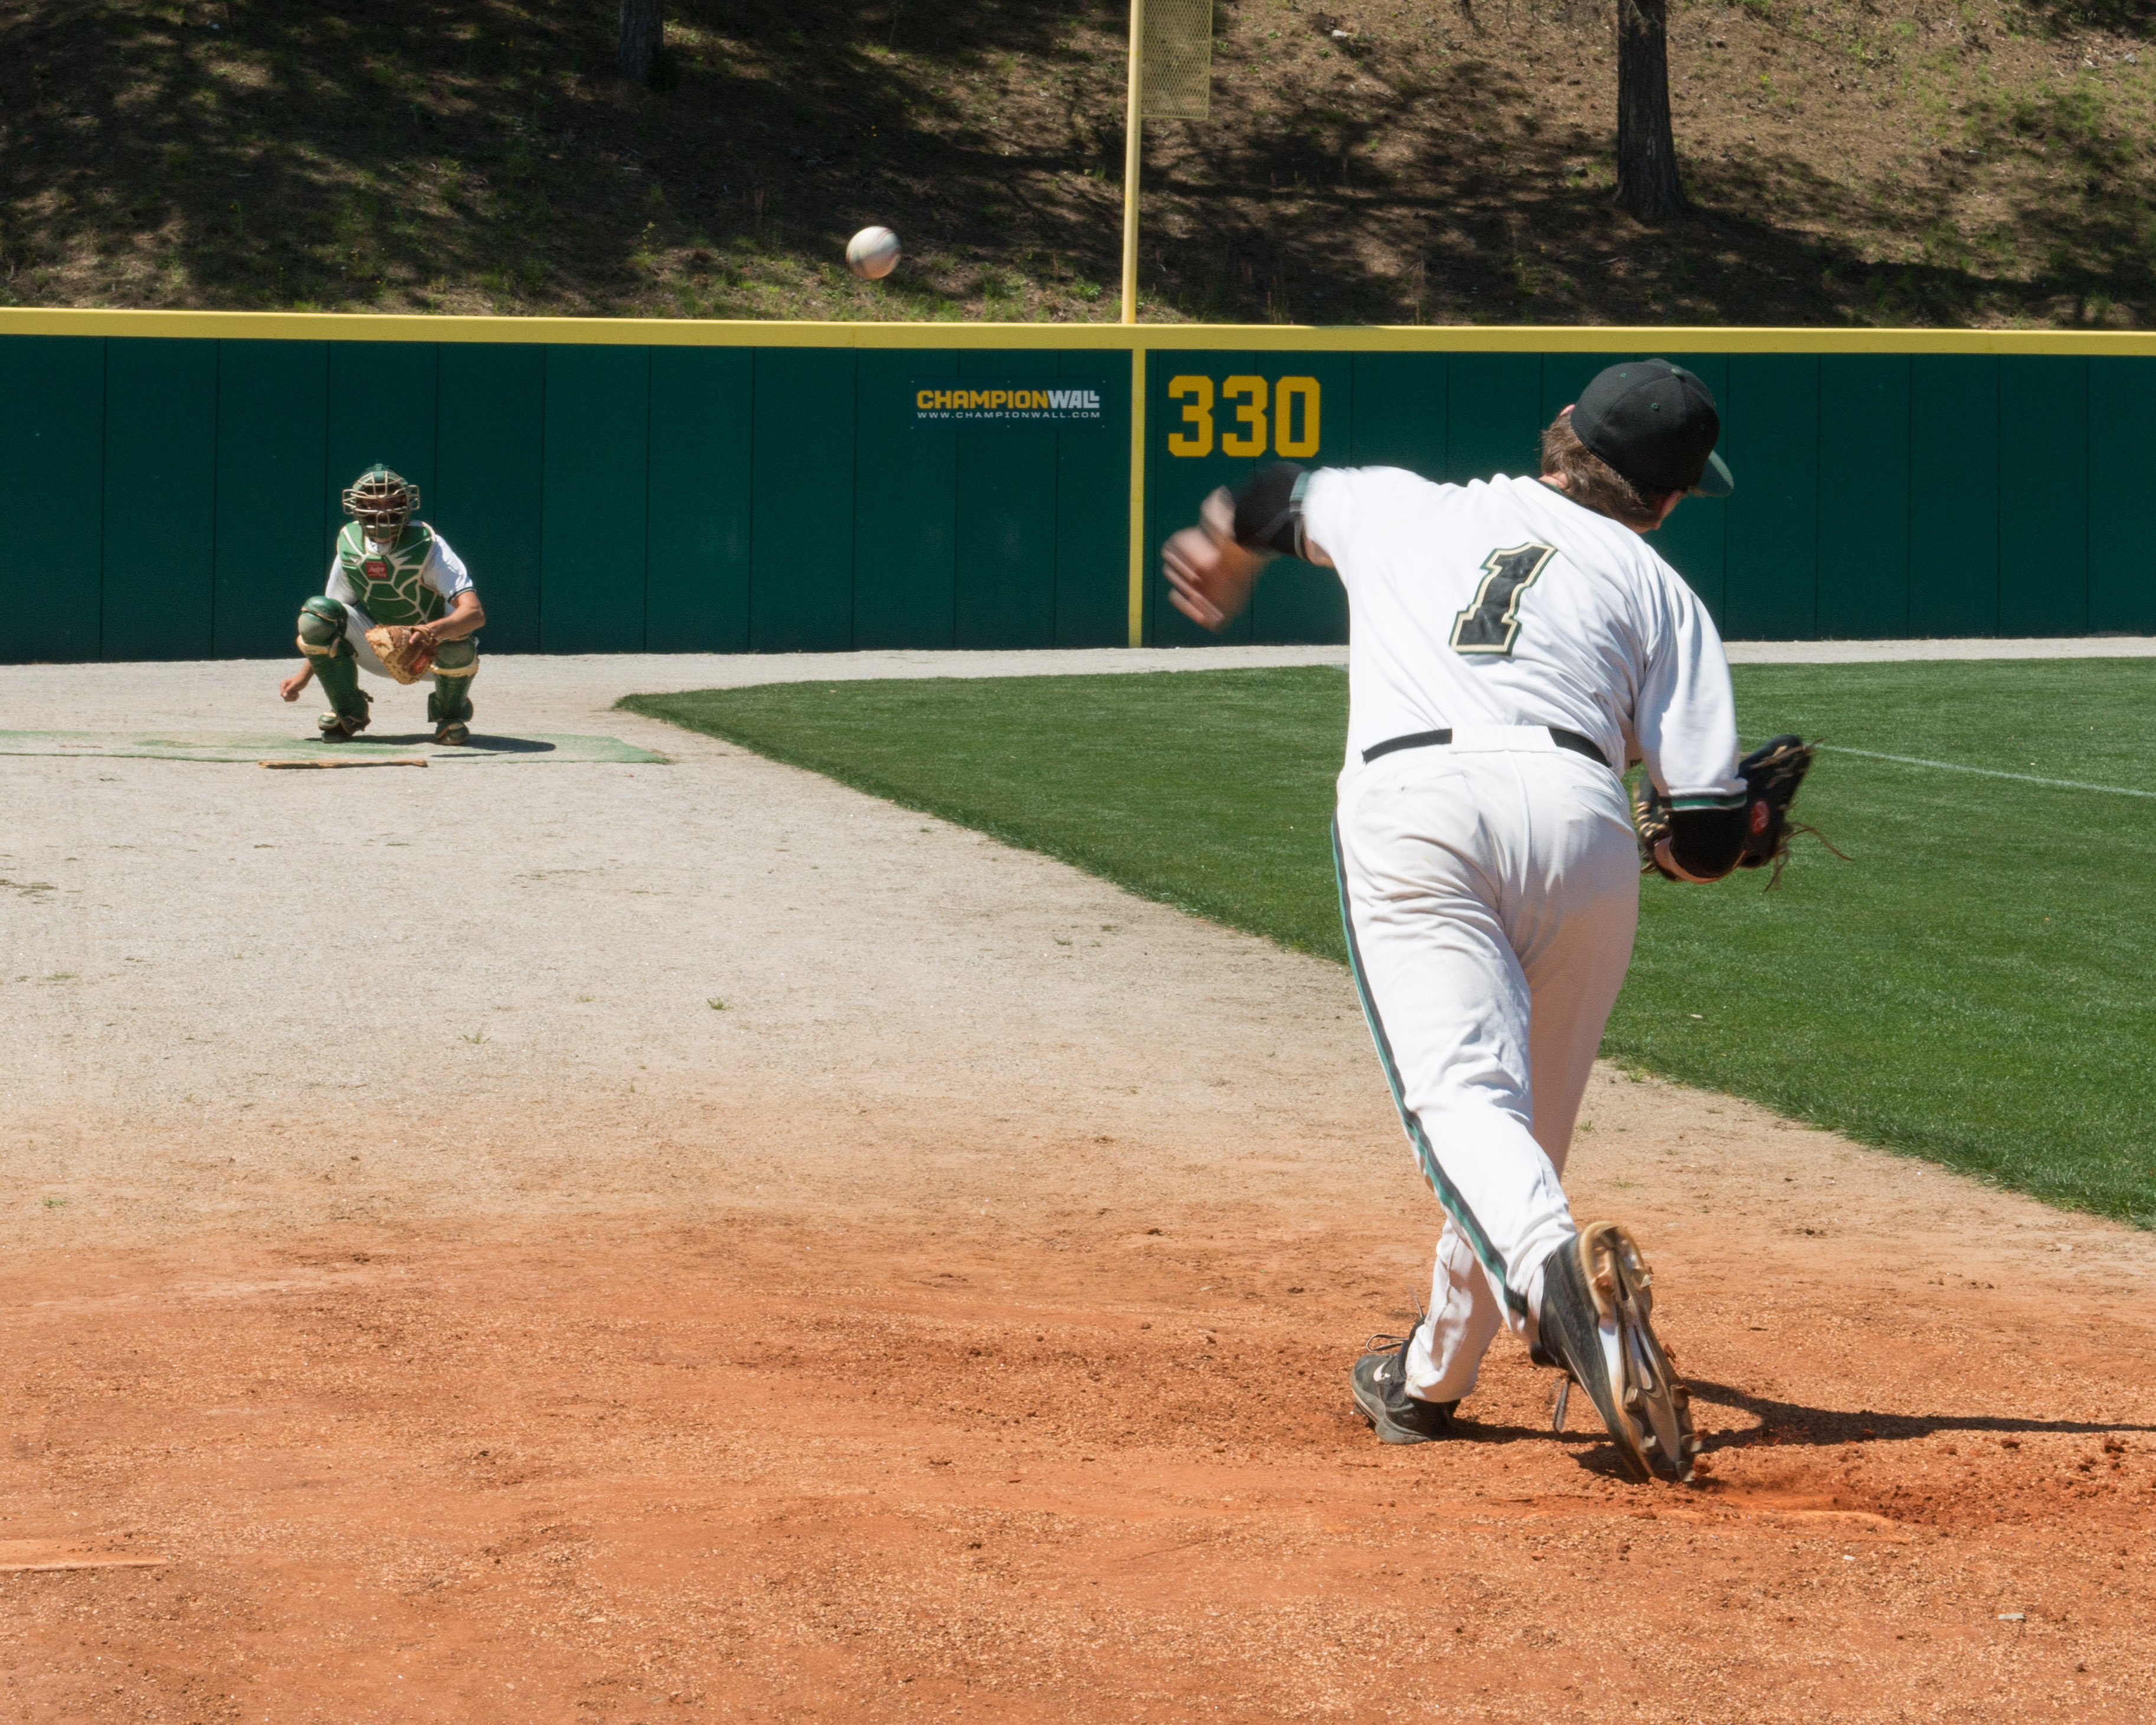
618, 0, 663, 85
1614, 0, 1686, 220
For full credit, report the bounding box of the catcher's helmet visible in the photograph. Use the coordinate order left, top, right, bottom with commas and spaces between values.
342, 464, 420, 540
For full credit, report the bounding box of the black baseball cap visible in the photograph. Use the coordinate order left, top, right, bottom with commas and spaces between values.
1571, 359, 1734, 498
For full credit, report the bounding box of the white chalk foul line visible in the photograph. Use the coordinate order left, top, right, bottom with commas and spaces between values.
1824, 746, 2156, 800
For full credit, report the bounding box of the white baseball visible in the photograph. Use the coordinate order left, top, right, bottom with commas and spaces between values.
845, 226, 901, 281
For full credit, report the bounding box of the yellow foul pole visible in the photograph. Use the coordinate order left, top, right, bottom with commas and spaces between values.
1122, 0, 1147, 646
1121, 0, 1144, 326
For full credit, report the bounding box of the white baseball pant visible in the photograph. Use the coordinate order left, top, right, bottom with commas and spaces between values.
1333, 725, 1642, 1406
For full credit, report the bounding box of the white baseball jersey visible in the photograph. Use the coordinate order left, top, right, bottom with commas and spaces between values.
1302, 468, 1744, 808
1306, 465, 1741, 1408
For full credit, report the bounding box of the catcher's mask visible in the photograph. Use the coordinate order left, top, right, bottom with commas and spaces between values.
342, 464, 419, 542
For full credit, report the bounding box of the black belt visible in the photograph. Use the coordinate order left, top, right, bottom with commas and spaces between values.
1362, 725, 1613, 772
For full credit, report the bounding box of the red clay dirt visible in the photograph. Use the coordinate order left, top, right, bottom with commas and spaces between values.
4, 1098, 2152, 1724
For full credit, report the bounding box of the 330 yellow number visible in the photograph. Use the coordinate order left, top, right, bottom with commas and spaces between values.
1221, 376, 1268, 457
1275, 376, 1320, 457
1167, 375, 1214, 457
1165, 374, 1321, 458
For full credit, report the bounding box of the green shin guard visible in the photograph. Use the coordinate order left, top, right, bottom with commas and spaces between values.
428, 639, 477, 743
297, 597, 370, 738
315, 655, 370, 738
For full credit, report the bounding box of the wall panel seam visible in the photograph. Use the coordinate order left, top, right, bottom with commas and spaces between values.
641, 346, 654, 654
2077, 356, 2092, 634
1993, 360, 2004, 634
95, 339, 109, 662
1812, 354, 1825, 640
744, 351, 757, 649
1806, 354, 1819, 638
1048, 408, 1063, 650
208, 342, 222, 653
536, 345, 549, 652
849, 349, 862, 652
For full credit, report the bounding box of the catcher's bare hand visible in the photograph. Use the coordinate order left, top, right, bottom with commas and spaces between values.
279, 666, 312, 703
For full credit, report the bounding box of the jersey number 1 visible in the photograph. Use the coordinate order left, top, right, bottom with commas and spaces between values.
1450, 543, 1556, 656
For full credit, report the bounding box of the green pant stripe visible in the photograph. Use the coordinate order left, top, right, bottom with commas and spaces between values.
1331, 816, 1529, 1319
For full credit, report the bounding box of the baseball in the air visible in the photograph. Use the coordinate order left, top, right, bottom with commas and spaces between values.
845, 225, 901, 281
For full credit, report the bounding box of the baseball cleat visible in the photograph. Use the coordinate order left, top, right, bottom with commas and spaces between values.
1535, 1222, 1697, 1484
434, 720, 470, 746
317, 690, 372, 740
1350, 1330, 1459, 1445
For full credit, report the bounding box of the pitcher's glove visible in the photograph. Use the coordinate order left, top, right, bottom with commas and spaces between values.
1734, 733, 1815, 874
1634, 734, 1828, 886
365, 624, 438, 685
1633, 781, 1680, 881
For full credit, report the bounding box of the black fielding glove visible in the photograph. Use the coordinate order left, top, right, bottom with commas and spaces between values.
1632, 781, 1683, 881
1735, 734, 1819, 883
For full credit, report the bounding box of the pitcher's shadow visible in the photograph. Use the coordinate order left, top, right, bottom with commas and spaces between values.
1447, 1376, 2155, 1477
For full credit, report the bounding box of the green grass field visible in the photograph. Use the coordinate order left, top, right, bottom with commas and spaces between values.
625, 661, 2156, 1228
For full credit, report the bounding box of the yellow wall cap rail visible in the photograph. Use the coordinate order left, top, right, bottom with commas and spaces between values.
4, 306, 2154, 354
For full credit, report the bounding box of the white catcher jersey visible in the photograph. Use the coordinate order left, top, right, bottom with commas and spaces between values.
1302, 468, 1744, 807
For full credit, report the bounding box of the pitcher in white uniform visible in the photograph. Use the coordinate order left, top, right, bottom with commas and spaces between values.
1162, 360, 1754, 1483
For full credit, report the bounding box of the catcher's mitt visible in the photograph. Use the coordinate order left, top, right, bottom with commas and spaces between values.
365, 624, 438, 685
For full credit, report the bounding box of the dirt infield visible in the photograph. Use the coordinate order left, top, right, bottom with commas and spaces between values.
4, 655, 2152, 1723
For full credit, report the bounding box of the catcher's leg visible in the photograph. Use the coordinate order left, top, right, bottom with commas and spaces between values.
426, 639, 477, 745
297, 597, 372, 740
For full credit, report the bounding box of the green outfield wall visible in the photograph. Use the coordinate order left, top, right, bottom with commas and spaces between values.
3, 311, 2152, 663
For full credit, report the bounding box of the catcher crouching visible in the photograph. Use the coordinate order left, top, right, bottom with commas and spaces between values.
278, 464, 485, 744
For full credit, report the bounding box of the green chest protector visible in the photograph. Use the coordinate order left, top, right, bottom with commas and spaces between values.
337, 522, 448, 627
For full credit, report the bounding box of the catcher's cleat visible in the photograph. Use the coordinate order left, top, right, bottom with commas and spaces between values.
317, 688, 372, 741
1350, 1330, 1459, 1445
434, 720, 470, 746
1535, 1222, 1697, 1484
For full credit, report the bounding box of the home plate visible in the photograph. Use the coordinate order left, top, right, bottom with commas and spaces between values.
0, 1540, 168, 1573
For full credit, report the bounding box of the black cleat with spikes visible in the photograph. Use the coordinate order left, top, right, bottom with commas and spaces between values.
1350, 1329, 1460, 1445
1534, 1222, 1698, 1483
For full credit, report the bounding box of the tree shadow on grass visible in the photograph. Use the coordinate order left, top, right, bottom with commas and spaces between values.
4, 0, 2151, 324
2015, 0, 2156, 35
1135, 31, 2156, 328
0, 0, 1113, 311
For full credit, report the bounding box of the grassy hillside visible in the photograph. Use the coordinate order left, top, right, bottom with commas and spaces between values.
4, 0, 2154, 327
